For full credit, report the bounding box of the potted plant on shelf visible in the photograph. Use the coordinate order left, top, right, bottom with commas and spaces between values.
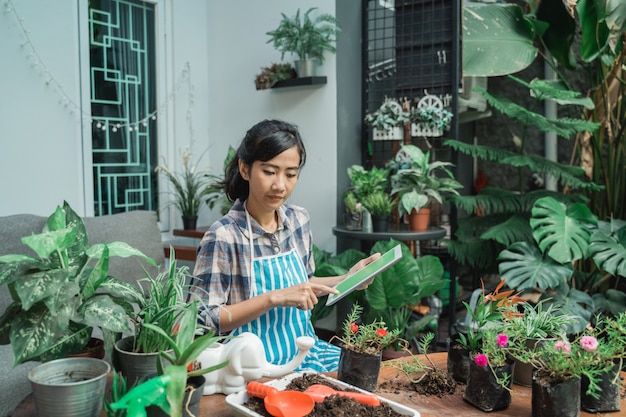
108, 301, 229, 417
266, 7, 340, 77
359, 191, 396, 232
0, 201, 155, 365
346, 164, 390, 232
155, 149, 222, 230
343, 191, 363, 231
254, 62, 295, 90
333, 303, 402, 392
364, 98, 409, 141
388, 144, 462, 231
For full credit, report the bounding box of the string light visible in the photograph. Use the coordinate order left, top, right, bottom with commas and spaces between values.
4, 0, 194, 133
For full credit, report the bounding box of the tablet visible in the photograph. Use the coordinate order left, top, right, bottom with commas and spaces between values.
326, 244, 403, 306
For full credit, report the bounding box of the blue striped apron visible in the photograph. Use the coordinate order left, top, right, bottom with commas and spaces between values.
229, 209, 340, 372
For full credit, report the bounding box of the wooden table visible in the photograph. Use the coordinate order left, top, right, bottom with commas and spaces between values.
15, 353, 622, 416
163, 227, 209, 261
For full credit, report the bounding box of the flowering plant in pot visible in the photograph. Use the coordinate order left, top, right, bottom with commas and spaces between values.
576, 313, 626, 412
333, 303, 401, 391
505, 300, 575, 386
449, 279, 524, 382
506, 331, 614, 417
463, 328, 514, 412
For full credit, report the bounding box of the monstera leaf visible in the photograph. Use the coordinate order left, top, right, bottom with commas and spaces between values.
498, 241, 573, 290
530, 196, 598, 264
589, 220, 626, 277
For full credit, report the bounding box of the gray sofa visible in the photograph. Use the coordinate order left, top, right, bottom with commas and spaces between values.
0, 210, 165, 417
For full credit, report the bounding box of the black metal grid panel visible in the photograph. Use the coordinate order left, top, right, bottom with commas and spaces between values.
363, 0, 459, 168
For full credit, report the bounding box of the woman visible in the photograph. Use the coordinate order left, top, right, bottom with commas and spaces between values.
192, 119, 378, 372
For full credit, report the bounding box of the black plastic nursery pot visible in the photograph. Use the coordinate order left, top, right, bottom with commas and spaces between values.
532, 373, 580, 417
337, 347, 382, 392
447, 337, 470, 383
463, 359, 513, 412
581, 362, 621, 413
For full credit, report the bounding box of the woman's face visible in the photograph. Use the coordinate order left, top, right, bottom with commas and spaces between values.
239, 145, 301, 215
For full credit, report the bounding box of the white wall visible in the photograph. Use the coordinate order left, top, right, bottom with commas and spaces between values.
0, 0, 338, 252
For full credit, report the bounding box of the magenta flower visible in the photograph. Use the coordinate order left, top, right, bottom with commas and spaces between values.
496, 333, 509, 347
475, 354, 488, 367
580, 336, 598, 352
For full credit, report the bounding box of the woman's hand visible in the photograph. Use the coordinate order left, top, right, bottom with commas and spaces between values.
270, 282, 338, 310
346, 253, 381, 290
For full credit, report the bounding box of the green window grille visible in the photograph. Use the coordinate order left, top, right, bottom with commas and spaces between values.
88, 0, 158, 215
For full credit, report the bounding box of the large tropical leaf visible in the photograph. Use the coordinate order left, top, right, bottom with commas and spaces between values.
589, 223, 626, 277
463, 3, 537, 76
498, 241, 573, 290
530, 197, 598, 264
481, 214, 533, 247
80, 294, 131, 333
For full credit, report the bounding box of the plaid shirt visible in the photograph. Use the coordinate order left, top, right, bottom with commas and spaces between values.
191, 199, 315, 334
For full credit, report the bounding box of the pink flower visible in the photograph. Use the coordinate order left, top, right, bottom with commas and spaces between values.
376, 328, 388, 337
580, 336, 598, 352
496, 334, 509, 347
554, 340, 571, 354
475, 354, 488, 367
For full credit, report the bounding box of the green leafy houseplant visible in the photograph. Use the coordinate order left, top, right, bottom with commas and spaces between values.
347, 164, 390, 202
360, 191, 396, 217
409, 105, 453, 132
444, 75, 601, 272
126, 254, 193, 354
155, 149, 222, 220
388, 144, 462, 216
266, 7, 340, 64
0, 201, 155, 364
108, 301, 228, 417
364, 99, 409, 133
497, 196, 626, 333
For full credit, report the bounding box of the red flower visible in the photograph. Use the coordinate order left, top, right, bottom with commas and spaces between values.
350, 323, 359, 334
475, 354, 488, 367
376, 328, 388, 337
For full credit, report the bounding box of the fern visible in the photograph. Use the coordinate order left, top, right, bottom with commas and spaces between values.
445, 139, 518, 162
503, 155, 601, 190
452, 188, 523, 214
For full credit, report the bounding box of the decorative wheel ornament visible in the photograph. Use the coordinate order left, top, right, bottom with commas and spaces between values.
411, 94, 446, 138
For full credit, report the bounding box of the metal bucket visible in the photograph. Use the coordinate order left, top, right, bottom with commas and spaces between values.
294, 59, 319, 77
28, 357, 110, 417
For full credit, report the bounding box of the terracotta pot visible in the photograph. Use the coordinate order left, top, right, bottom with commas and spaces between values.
532, 373, 580, 417
337, 348, 381, 392
463, 357, 513, 412
409, 208, 430, 231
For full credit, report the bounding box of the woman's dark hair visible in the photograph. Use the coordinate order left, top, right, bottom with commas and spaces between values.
223, 119, 307, 202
